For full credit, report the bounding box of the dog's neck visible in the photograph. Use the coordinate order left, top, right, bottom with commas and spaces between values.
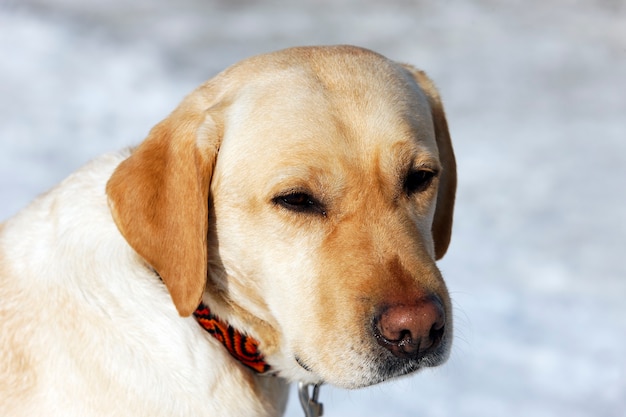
193, 302, 271, 374
194, 303, 325, 417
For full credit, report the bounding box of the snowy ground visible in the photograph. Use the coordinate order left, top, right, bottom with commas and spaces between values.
1, 1, 625, 416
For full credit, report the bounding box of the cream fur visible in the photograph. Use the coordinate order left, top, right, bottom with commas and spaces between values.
0, 153, 288, 417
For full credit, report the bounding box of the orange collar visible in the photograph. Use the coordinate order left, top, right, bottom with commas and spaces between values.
193, 302, 271, 374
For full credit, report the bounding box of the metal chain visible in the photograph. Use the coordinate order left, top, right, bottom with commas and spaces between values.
298, 382, 324, 417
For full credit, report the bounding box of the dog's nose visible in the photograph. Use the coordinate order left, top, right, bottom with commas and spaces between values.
374, 297, 445, 359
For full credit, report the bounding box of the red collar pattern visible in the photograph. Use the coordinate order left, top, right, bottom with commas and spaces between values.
193, 302, 271, 374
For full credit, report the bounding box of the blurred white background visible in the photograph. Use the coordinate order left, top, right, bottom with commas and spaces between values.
1, 1, 625, 416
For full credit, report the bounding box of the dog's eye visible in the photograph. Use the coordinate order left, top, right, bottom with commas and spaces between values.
404, 169, 437, 195
273, 192, 326, 216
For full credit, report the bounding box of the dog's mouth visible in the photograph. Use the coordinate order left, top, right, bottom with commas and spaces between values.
290, 332, 449, 389
375, 336, 450, 381
295, 355, 314, 372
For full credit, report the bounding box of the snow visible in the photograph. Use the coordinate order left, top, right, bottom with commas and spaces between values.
1, 1, 625, 416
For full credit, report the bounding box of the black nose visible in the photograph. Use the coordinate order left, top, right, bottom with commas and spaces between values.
374, 296, 445, 359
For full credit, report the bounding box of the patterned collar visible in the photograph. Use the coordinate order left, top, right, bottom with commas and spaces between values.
193, 302, 271, 374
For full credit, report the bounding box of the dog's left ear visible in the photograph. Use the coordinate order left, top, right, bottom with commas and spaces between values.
106, 94, 222, 317
401, 65, 457, 260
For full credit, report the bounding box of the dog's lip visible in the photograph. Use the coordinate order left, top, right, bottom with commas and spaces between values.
295, 355, 313, 372
376, 336, 450, 379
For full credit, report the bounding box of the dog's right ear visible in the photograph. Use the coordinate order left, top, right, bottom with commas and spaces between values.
106, 94, 222, 317
400, 65, 457, 260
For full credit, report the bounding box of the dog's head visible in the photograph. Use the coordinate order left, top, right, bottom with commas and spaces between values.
107, 46, 456, 389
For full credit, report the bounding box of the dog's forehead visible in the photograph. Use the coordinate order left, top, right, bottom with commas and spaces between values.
211, 47, 439, 193
222, 50, 436, 151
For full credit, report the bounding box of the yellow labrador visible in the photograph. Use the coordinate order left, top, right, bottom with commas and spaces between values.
0, 45, 456, 417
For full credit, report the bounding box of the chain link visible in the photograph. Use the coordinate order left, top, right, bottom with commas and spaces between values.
298, 382, 324, 417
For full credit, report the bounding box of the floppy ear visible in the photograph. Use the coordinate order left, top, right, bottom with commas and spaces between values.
401, 65, 457, 260
106, 99, 221, 316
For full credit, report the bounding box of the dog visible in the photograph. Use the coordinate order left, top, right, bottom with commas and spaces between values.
0, 45, 456, 416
